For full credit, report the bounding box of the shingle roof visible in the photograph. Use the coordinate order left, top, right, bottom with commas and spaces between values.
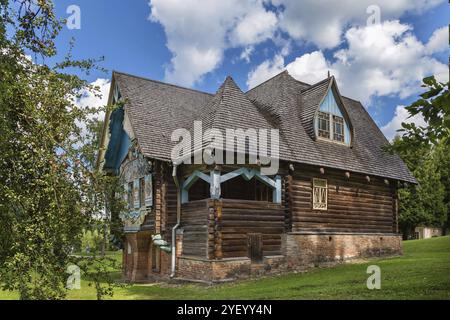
111, 70, 416, 183
191, 76, 292, 157
114, 71, 212, 161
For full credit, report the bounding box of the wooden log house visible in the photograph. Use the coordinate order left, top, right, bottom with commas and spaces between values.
97, 70, 415, 283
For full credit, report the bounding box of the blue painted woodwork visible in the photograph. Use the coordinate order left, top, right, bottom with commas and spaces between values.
181, 167, 282, 204
103, 107, 131, 174
315, 88, 351, 145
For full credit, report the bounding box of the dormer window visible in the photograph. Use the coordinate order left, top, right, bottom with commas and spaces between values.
314, 86, 351, 146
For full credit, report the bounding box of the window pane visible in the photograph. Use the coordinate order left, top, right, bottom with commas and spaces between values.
139, 177, 145, 207
128, 182, 133, 209
313, 178, 327, 210
333, 115, 344, 142
318, 112, 330, 139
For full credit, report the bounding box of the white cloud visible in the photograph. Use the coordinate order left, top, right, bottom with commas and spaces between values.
331, 21, 448, 103
75, 78, 110, 139
247, 51, 336, 88
77, 78, 110, 122
230, 6, 278, 46
148, 0, 277, 86
286, 51, 336, 85
248, 22, 448, 104
247, 54, 285, 88
381, 105, 427, 141
426, 26, 448, 54
149, 0, 444, 86
271, 0, 444, 49
239, 46, 254, 63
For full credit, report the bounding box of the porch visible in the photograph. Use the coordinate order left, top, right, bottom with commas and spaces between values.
179, 198, 285, 260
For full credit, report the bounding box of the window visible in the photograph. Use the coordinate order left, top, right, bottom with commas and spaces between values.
127, 182, 133, 209
139, 177, 145, 208
318, 112, 330, 139
333, 115, 344, 142
313, 178, 327, 210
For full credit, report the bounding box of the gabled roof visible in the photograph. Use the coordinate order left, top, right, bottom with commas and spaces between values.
247, 72, 415, 183
113, 71, 213, 161
192, 76, 291, 157
101, 70, 416, 183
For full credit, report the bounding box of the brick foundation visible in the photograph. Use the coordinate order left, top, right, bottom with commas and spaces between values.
176, 255, 287, 282
175, 233, 402, 282
124, 231, 402, 283
285, 232, 402, 269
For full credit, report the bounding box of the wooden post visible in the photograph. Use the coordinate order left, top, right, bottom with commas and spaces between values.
285, 174, 293, 232
214, 200, 223, 259
207, 204, 215, 260
393, 185, 399, 234
210, 169, 221, 200
273, 175, 282, 204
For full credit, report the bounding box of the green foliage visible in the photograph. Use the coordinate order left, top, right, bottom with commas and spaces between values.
81, 229, 105, 253
397, 146, 447, 234
399, 76, 450, 146
0, 0, 123, 299
388, 75, 450, 237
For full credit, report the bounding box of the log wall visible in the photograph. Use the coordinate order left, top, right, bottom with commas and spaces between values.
289, 165, 397, 233
180, 200, 209, 258
215, 199, 285, 258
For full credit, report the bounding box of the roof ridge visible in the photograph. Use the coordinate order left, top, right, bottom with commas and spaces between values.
300, 76, 332, 93
282, 71, 311, 87
245, 70, 288, 93
113, 70, 214, 96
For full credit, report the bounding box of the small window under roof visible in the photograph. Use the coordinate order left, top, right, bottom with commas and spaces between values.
315, 88, 351, 145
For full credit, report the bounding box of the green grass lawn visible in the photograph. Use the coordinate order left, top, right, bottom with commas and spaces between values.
2, 236, 450, 300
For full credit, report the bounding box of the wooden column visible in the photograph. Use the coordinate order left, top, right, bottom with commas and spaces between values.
210, 168, 221, 200
213, 199, 223, 260
285, 174, 293, 232
207, 204, 215, 259
393, 185, 399, 234
154, 162, 162, 234
160, 164, 167, 233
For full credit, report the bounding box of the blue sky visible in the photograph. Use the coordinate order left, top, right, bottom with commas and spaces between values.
47, 1, 448, 140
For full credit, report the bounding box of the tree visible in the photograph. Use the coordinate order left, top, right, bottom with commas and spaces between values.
399, 76, 450, 146
435, 143, 450, 231
79, 118, 124, 257
0, 0, 122, 299
392, 137, 447, 238
388, 75, 450, 238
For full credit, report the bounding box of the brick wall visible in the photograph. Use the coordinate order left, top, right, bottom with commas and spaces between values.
285, 233, 402, 269
176, 255, 288, 282
177, 257, 251, 282
125, 231, 402, 283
